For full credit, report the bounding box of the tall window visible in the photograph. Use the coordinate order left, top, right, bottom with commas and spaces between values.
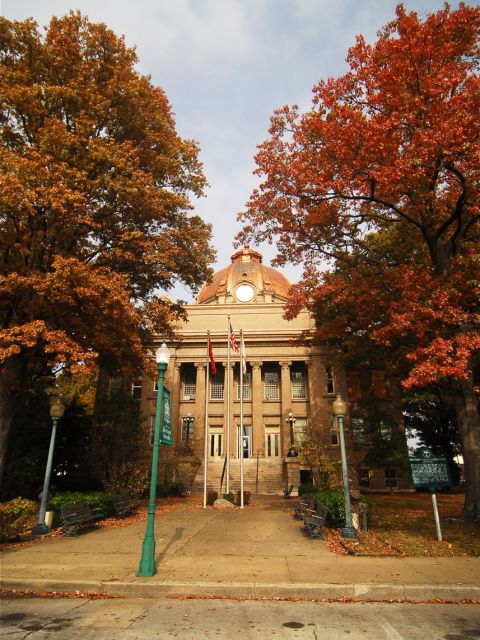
210, 372, 224, 400
385, 469, 398, 488
294, 417, 308, 445
291, 370, 306, 399
182, 416, 195, 444
131, 375, 142, 400
264, 371, 279, 399
351, 418, 366, 445
358, 469, 371, 488
325, 365, 335, 394
236, 372, 252, 400
182, 370, 196, 400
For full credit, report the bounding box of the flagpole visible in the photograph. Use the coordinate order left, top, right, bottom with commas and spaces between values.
203, 331, 210, 508
226, 315, 231, 495
240, 329, 244, 508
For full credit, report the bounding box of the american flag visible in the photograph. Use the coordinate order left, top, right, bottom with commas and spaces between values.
229, 323, 239, 353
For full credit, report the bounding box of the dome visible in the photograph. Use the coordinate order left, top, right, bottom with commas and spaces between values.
196, 247, 291, 304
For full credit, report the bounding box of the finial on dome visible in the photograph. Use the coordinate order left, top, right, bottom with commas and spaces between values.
231, 246, 262, 264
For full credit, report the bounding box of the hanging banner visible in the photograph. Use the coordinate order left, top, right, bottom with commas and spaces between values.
160, 387, 172, 446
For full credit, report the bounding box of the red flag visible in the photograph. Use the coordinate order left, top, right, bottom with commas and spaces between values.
229, 323, 239, 353
208, 337, 217, 374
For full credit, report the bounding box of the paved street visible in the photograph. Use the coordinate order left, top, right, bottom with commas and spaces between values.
1, 596, 480, 639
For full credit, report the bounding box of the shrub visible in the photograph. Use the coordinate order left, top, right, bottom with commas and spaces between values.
223, 492, 234, 503
0, 498, 37, 540
49, 491, 114, 528
298, 483, 316, 497
314, 491, 369, 528
207, 491, 218, 506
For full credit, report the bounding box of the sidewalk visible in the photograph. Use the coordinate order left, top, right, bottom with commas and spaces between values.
1, 496, 479, 601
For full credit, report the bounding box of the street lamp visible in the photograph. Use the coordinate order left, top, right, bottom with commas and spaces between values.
286, 412, 298, 457
332, 394, 357, 540
32, 396, 65, 536
137, 342, 171, 577
183, 413, 194, 446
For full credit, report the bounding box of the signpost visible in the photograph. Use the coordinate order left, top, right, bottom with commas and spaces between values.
409, 448, 452, 541
160, 387, 172, 446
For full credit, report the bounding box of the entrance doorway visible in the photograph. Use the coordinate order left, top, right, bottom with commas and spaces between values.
209, 428, 223, 458
237, 425, 251, 458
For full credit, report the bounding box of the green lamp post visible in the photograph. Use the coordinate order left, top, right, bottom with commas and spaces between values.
332, 394, 357, 540
137, 342, 171, 577
32, 396, 65, 536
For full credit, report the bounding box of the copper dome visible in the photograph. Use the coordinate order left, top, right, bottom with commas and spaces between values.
196, 247, 291, 304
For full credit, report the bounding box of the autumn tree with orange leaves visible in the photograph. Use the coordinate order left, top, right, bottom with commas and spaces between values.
239, 4, 480, 521
0, 13, 214, 481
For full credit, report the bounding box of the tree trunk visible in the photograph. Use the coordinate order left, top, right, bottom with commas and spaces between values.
0, 354, 27, 485
452, 374, 480, 523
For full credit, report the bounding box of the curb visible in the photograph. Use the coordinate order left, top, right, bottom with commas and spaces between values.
2, 579, 479, 602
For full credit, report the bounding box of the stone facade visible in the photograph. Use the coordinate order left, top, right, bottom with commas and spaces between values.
138, 248, 409, 494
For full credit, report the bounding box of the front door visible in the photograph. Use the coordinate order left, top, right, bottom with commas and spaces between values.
209, 428, 223, 458
237, 425, 251, 458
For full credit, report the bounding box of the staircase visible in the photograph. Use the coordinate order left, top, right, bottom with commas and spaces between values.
191, 458, 287, 495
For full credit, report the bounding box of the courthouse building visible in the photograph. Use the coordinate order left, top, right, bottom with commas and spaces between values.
137, 246, 409, 494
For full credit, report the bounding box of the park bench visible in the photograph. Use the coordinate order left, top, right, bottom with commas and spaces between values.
302, 502, 330, 539
294, 494, 315, 520
61, 502, 104, 536
112, 495, 138, 518
283, 484, 294, 498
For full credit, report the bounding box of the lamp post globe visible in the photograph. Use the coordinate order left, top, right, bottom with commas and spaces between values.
32, 396, 65, 536
332, 394, 357, 540
137, 342, 170, 577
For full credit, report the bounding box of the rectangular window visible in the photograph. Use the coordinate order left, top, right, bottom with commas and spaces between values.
183, 371, 196, 400
294, 417, 308, 445
291, 371, 306, 399
358, 469, 371, 488
346, 370, 361, 401
236, 372, 252, 400
330, 429, 339, 446
385, 469, 398, 488
325, 365, 335, 394
372, 370, 388, 398
210, 374, 224, 400
131, 375, 142, 400
351, 418, 366, 445
182, 416, 195, 443
264, 371, 279, 400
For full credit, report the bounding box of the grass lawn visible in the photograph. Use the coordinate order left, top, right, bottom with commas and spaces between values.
331, 492, 480, 557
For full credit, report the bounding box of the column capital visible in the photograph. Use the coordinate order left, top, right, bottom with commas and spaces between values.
174, 361, 182, 370
250, 361, 263, 370
194, 362, 206, 371
305, 359, 312, 368
280, 360, 292, 370
222, 362, 235, 369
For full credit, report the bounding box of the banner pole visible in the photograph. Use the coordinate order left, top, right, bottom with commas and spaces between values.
226, 316, 231, 495
203, 331, 210, 508
240, 329, 244, 508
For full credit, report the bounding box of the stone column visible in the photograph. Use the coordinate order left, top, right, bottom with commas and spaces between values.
171, 362, 182, 446
251, 361, 263, 456
194, 362, 206, 454
280, 361, 292, 455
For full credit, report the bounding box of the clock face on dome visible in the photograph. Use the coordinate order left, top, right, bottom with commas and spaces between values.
236, 284, 254, 302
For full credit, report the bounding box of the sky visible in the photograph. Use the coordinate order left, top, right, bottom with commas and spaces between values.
2, 0, 459, 301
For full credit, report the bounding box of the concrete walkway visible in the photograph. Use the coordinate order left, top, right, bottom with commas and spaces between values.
1, 496, 479, 601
